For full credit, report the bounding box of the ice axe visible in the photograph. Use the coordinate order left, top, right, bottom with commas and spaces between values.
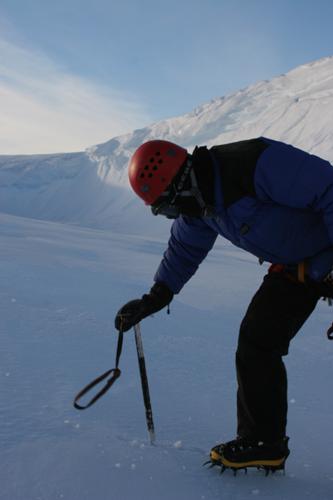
133, 323, 155, 443
73, 322, 155, 444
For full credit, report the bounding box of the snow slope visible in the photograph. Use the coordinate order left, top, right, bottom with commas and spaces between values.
1, 56, 333, 233
2, 56, 333, 500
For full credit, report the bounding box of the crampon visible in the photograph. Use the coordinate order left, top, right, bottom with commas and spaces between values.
203, 437, 290, 476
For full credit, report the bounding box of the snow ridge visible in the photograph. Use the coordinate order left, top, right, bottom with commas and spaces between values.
1, 56, 333, 231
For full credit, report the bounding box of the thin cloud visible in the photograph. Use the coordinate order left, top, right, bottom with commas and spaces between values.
0, 37, 152, 154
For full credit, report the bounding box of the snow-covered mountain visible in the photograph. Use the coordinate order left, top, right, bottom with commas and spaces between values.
1, 56, 333, 232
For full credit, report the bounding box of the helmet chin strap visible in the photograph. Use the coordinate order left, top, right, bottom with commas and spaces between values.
172, 158, 213, 217
180, 169, 207, 210
152, 155, 214, 218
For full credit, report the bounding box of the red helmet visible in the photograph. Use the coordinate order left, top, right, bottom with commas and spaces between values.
128, 140, 188, 205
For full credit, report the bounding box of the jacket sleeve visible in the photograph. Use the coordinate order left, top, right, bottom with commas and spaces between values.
154, 216, 218, 293
255, 139, 333, 280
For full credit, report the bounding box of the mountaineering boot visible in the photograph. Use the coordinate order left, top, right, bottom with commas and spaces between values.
209, 436, 290, 472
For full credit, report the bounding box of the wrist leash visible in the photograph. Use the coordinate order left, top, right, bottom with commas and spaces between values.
73, 330, 123, 410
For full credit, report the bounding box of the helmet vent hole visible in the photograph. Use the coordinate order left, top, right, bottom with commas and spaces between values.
148, 173, 153, 178
158, 159, 163, 164
153, 166, 158, 171
140, 173, 145, 178
144, 165, 149, 170
149, 158, 154, 163
155, 151, 161, 156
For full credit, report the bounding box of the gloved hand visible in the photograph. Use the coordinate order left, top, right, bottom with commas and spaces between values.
306, 271, 333, 299
114, 282, 174, 332
307, 248, 333, 282
319, 271, 333, 298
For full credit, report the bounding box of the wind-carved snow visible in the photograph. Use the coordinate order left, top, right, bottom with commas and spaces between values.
1, 57, 333, 500
1, 56, 333, 233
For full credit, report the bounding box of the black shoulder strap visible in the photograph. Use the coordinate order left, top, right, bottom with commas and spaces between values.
211, 138, 268, 209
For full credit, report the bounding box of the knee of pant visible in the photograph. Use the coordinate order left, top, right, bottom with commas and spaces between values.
237, 320, 264, 358
237, 336, 262, 360
237, 331, 289, 360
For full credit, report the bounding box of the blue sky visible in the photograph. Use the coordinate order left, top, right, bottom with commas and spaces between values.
0, 0, 333, 154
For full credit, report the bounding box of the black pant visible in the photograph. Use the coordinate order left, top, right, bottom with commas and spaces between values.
236, 272, 321, 442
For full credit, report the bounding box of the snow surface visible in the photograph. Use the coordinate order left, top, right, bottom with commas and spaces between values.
1, 57, 333, 499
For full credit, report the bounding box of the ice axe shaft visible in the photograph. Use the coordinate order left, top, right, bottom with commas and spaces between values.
134, 323, 155, 444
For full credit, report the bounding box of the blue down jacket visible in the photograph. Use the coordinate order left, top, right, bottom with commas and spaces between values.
154, 137, 333, 293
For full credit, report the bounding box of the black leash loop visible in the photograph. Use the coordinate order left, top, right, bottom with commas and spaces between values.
327, 323, 333, 340
73, 331, 123, 410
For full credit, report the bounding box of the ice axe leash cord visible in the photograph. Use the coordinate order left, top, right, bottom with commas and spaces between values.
73, 322, 155, 444
73, 330, 123, 410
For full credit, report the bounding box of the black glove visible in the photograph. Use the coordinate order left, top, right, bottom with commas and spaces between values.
114, 282, 174, 332
306, 271, 333, 299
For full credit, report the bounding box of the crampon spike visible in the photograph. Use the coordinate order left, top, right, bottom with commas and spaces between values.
258, 463, 286, 476
205, 456, 287, 476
